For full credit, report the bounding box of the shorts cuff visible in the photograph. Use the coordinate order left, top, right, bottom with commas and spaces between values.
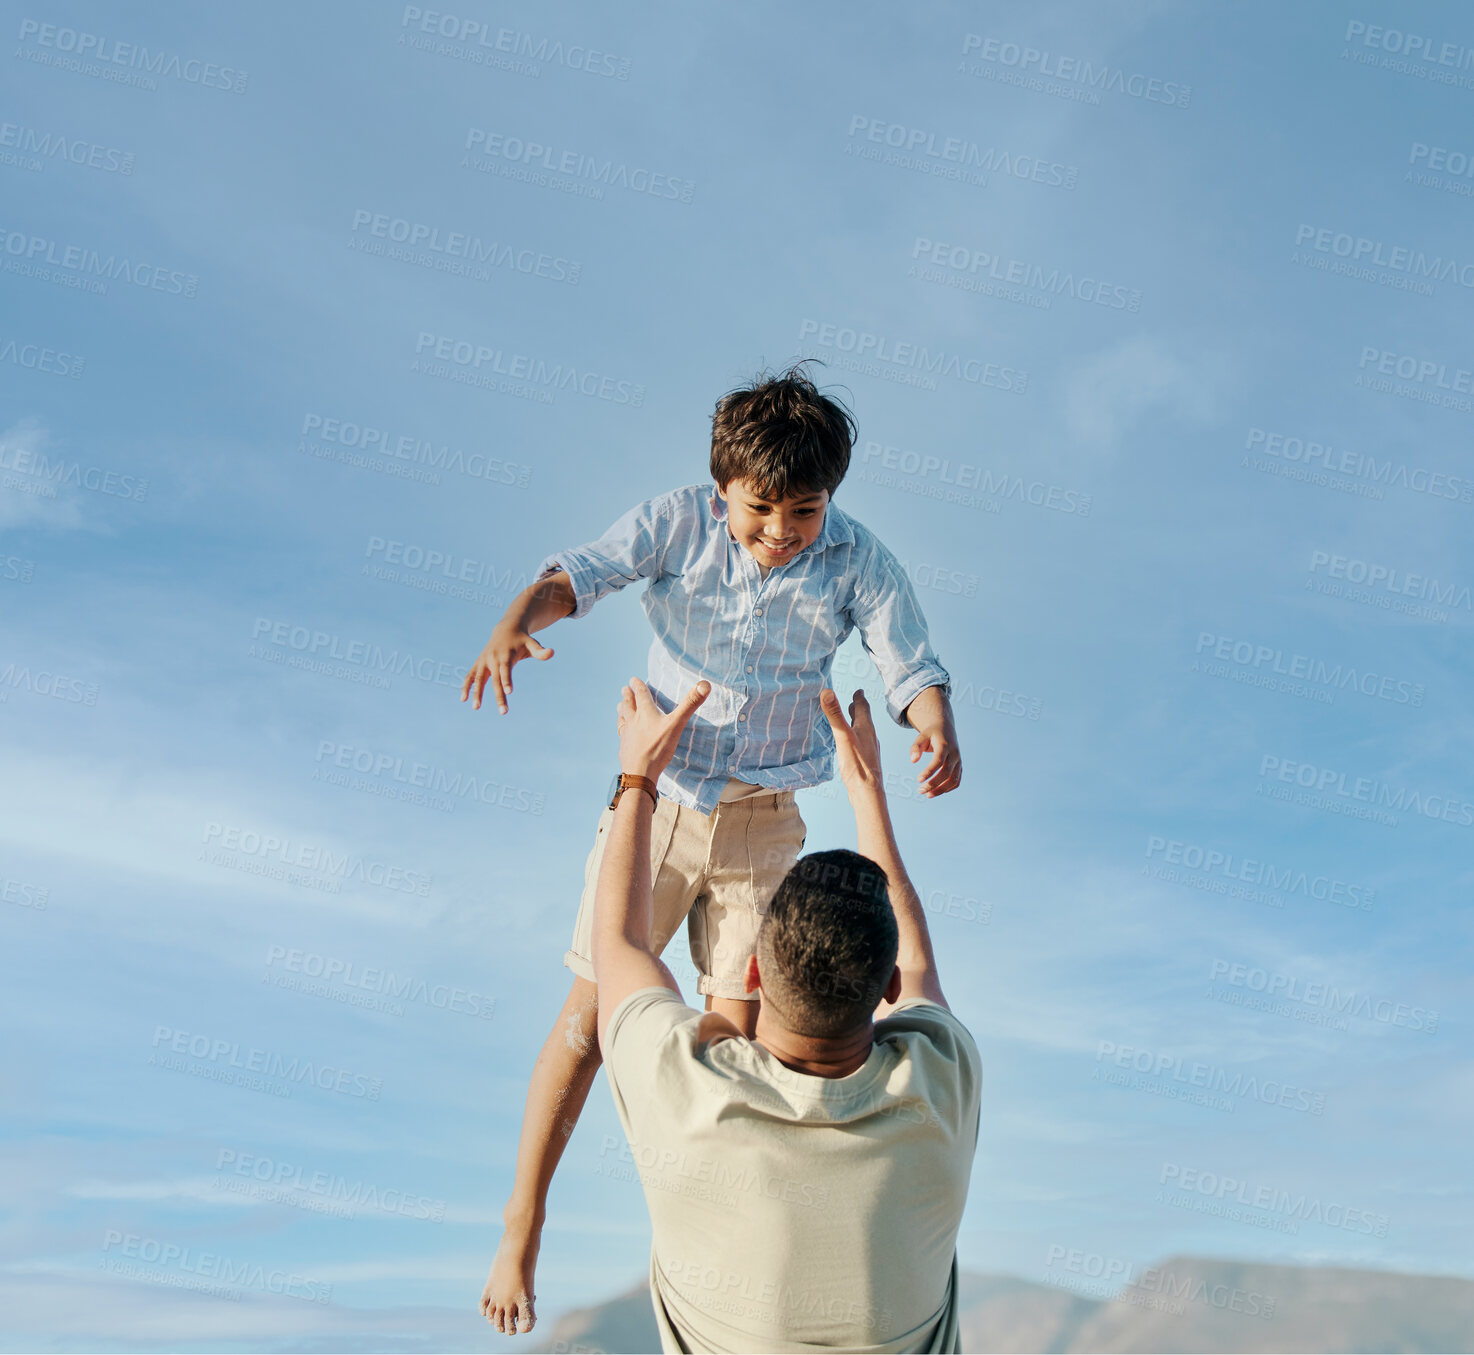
697, 974, 759, 1002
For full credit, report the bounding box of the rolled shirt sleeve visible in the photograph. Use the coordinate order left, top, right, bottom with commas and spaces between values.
847, 538, 952, 726
534, 493, 672, 621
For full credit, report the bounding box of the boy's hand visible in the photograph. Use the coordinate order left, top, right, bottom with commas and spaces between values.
616, 677, 710, 779
819, 688, 883, 796
904, 685, 961, 798
909, 723, 961, 798
460, 621, 554, 713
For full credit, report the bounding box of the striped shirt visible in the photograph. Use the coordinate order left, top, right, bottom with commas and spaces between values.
536, 482, 950, 815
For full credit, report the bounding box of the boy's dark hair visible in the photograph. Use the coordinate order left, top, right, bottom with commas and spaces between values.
710, 360, 857, 502
756, 848, 898, 1039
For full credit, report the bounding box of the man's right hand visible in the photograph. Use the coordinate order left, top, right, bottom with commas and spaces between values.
823, 687, 947, 1012
461, 622, 554, 713
819, 688, 885, 797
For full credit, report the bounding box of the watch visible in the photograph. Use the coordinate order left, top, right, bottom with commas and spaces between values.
607, 771, 658, 811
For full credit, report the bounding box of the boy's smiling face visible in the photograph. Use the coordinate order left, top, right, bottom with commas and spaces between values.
717, 478, 830, 566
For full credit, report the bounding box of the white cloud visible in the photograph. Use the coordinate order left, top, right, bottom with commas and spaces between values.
1064, 336, 1229, 453
0, 419, 89, 531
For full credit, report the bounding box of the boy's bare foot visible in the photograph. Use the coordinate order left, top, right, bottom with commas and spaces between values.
480, 1211, 541, 1334
477, 975, 603, 1335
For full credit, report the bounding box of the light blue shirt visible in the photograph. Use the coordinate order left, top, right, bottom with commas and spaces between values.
536, 482, 951, 815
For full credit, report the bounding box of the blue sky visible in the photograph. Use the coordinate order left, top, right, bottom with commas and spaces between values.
3, 0, 1472, 1348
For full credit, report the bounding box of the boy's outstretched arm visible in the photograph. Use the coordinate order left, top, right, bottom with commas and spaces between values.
904, 683, 962, 800
463, 492, 675, 714
820, 687, 947, 1013
845, 538, 961, 798
461, 569, 575, 713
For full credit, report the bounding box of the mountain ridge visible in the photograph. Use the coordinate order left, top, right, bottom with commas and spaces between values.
532, 1254, 1474, 1353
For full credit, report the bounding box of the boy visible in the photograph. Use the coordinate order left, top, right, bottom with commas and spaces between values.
460, 362, 962, 1335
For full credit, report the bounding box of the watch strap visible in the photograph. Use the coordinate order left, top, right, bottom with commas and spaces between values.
610, 772, 658, 811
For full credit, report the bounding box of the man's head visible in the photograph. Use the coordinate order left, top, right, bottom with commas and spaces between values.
710, 361, 856, 567
752, 849, 899, 1040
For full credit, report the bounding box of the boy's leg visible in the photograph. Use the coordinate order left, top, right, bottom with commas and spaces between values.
691, 790, 807, 1041
705, 993, 760, 1038
480, 974, 601, 1335
482, 795, 701, 1335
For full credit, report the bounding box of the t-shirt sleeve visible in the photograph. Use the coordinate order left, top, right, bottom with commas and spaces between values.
877, 1000, 983, 1146
602, 986, 704, 1145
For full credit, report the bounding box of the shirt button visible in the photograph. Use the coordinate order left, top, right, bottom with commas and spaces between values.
746, 665, 754, 673
739, 714, 747, 721
754, 608, 763, 616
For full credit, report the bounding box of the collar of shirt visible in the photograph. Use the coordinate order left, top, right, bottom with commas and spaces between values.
705, 483, 857, 552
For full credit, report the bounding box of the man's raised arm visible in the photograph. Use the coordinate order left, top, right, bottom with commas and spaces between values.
592, 678, 712, 1051
819, 688, 947, 1013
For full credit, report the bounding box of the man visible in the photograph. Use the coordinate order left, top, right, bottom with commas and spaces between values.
590, 675, 982, 1353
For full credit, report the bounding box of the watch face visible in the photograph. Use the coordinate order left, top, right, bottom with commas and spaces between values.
607, 771, 624, 805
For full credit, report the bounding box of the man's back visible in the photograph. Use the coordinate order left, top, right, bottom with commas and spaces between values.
604, 987, 983, 1354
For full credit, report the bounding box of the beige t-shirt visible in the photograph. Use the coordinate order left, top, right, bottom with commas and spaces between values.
603, 987, 983, 1353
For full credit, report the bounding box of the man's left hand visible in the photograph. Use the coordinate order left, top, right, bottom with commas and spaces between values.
617, 677, 711, 779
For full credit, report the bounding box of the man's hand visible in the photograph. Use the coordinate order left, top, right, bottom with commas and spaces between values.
824, 686, 948, 1011
460, 621, 554, 714
904, 686, 962, 799
819, 687, 883, 796
617, 677, 711, 778
592, 677, 705, 1048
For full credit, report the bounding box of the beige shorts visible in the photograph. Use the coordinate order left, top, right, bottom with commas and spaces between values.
564, 778, 807, 1000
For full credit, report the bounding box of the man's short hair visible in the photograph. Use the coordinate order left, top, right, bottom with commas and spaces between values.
756, 848, 898, 1039
710, 360, 856, 502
